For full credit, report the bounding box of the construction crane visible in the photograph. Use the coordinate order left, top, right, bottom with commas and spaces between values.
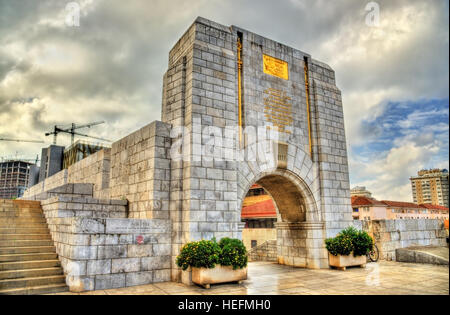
0, 137, 44, 144
45, 121, 111, 145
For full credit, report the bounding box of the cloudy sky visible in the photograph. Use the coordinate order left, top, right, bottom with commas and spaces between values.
0, 0, 448, 201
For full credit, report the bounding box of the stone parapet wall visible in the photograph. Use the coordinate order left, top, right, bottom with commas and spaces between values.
67, 148, 111, 199
22, 183, 93, 201
39, 188, 171, 292
110, 121, 172, 220
23, 150, 111, 201
43, 216, 171, 292
41, 194, 127, 220
354, 219, 447, 261
23, 170, 69, 199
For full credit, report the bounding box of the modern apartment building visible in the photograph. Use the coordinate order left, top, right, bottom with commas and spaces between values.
410, 169, 449, 208
0, 160, 34, 199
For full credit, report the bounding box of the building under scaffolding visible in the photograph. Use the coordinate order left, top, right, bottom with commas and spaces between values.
0, 160, 34, 199
63, 140, 110, 169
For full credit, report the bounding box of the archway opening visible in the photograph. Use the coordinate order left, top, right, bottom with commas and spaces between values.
241, 173, 327, 269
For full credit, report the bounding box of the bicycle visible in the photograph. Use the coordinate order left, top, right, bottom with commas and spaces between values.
367, 243, 379, 262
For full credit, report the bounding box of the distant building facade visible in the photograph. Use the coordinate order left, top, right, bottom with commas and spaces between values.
410, 169, 449, 208
241, 184, 277, 250
352, 196, 449, 221
0, 160, 34, 199
38, 142, 109, 184
63, 140, 109, 169
39, 145, 65, 183
242, 187, 449, 250
350, 186, 373, 198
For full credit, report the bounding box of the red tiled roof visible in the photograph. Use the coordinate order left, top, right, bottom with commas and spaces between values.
381, 200, 423, 209
242, 191, 448, 219
352, 197, 449, 211
420, 204, 449, 211
351, 196, 386, 206
241, 199, 276, 219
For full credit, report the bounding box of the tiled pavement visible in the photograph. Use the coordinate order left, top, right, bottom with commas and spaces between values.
52, 261, 449, 295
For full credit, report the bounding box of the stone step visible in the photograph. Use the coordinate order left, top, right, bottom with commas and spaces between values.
0, 240, 54, 248
0, 218, 47, 224
0, 259, 61, 271
11, 201, 41, 207
0, 206, 42, 211
0, 283, 69, 295
0, 252, 58, 263
0, 212, 45, 218
0, 274, 66, 290
0, 223, 48, 228
0, 228, 50, 234
0, 234, 52, 240
0, 267, 63, 280
0, 211, 43, 216
0, 246, 56, 255
0, 207, 15, 211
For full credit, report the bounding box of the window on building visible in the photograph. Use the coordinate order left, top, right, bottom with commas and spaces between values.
251, 240, 257, 248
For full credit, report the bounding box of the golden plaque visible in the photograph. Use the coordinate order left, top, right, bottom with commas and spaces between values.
263, 54, 289, 80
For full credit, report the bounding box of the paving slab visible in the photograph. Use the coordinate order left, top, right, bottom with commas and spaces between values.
50, 260, 449, 295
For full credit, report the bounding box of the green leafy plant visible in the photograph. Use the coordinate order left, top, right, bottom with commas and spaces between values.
325, 227, 373, 257
325, 234, 353, 256
176, 239, 221, 271
218, 238, 248, 270
176, 238, 248, 271
352, 229, 374, 256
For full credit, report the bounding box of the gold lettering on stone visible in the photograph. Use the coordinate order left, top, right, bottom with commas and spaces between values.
263, 88, 293, 134
263, 54, 289, 80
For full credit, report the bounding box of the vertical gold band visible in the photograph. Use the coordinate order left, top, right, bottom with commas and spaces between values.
237, 38, 243, 147
304, 59, 313, 156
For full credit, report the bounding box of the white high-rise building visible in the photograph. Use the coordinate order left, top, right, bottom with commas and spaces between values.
410, 169, 449, 208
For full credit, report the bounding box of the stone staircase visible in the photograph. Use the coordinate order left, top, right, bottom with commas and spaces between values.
0, 199, 68, 295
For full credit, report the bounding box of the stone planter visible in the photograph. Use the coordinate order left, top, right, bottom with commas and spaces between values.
192, 265, 247, 289
328, 253, 366, 270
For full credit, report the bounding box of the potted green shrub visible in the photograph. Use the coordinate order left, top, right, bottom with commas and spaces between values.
176, 238, 248, 288
325, 227, 374, 270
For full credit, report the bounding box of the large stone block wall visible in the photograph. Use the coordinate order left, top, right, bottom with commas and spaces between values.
67, 148, 111, 199
312, 73, 353, 238
109, 121, 172, 220
40, 188, 171, 292
248, 240, 277, 262
22, 149, 111, 200
354, 219, 447, 261
22, 170, 69, 200
276, 222, 328, 269
162, 18, 243, 282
